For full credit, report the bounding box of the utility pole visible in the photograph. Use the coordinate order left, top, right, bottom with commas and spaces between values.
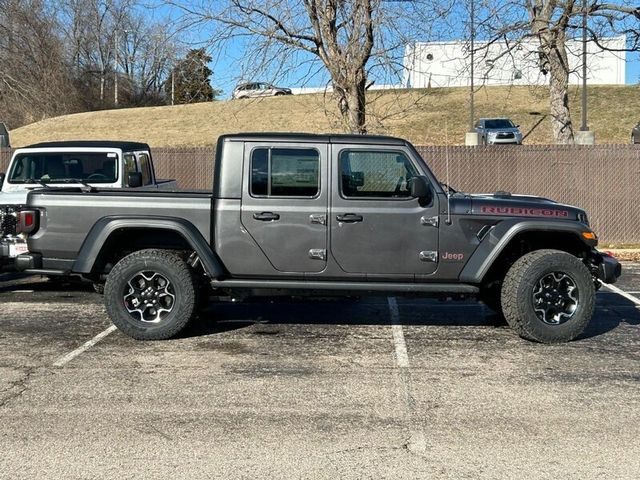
469, 0, 475, 132
576, 0, 595, 144
114, 30, 118, 106
581, 0, 587, 132
465, 0, 479, 145
171, 70, 175, 106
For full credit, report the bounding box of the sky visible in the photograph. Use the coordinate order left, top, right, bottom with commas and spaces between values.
146, 1, 640, 99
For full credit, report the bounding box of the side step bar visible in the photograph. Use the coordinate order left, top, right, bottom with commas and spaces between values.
210, 279, 479, 294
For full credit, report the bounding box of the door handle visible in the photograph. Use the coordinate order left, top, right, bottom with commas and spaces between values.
336, 213, 363, 223
253, 212, 280, 221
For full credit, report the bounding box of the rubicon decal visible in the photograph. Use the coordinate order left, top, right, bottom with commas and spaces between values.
480, 206, 569, 218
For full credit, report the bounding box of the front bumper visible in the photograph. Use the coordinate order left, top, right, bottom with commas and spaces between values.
595, 252, 622, 284
487, 137, 521, 145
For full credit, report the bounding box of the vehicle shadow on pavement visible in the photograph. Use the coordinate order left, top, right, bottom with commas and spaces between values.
0, 277, 93, 295
577, 291, 640, 340
183, 292, 640, 341
179, 298, 509, 339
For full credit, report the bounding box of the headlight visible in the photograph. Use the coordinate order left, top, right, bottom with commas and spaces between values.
487, 132, 497, 138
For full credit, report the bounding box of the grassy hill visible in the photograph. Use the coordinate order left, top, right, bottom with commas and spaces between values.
9, 85, 640, 147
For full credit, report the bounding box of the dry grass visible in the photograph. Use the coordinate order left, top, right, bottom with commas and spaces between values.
9, 85, 640, 147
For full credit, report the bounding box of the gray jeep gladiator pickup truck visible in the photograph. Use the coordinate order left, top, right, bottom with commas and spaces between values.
15, 133, 620, 343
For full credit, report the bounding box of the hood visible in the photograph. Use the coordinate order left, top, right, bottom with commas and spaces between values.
484, 127, 521, 133
449, 191, 587, 223
471, 192, 585, 222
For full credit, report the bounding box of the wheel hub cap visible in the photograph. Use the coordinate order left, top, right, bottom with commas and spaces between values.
533, 272, 579, 325
123, 271, 175, 323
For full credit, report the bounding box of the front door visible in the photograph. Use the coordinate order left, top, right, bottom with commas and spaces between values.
240, 142, 328, 274
329, 145, 440, 277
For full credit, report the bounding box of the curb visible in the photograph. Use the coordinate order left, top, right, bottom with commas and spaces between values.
603, 249, 640, 261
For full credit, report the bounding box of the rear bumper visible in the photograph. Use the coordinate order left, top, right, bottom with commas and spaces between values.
596, 252, 622, 284
14, 252, 42, 271
0, 242, 9, 261
0, 238, 27, 270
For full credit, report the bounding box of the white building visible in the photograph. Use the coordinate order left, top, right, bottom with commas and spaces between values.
403, 35, 626, 88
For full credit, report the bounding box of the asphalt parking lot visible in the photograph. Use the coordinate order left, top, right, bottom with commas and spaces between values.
1, 264, 639, 479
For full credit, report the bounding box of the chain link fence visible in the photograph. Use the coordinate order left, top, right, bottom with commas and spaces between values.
1, 145, 638, 243
152, 147, 215, 190
0, 148, 11, 173
417, 145, 640, 244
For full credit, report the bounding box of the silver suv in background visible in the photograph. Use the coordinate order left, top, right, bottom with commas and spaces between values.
475, 118, 523, 145
232, 82, 293, 99
631, 121, 640, 144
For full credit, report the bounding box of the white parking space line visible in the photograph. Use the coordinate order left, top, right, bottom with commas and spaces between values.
387, 297, 427, 454
388, 297, 410, 368
53, 325, 117, 367
603, 283, 640, 307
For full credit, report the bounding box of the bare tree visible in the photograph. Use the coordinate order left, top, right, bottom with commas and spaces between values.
118, 22, 179, 105
60, 0, 179, 108
164, 0, 446, 134
0, 0, 81, 127
474, 0, 640, 144
60, 0, 135, 106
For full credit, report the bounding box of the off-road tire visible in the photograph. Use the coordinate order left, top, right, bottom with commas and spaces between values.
104, 249, 197, 340
501, 249, 595, 343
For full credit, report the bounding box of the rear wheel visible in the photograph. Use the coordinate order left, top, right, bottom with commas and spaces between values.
501, 249, 595, 343
104, 249, 197, 340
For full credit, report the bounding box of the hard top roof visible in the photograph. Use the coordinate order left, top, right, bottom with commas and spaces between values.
22, 140, 150, 151
219, 132, 409, 146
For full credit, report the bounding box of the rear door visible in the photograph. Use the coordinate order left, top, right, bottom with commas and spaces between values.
329, 145, 440, 277
240, 142, 329, 274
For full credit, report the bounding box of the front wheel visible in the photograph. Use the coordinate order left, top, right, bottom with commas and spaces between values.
501, 249, 595, 343
104, 249, 197, 340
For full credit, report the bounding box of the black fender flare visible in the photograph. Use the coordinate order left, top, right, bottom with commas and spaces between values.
73, 216, 225, 278
459, 219, 596, 283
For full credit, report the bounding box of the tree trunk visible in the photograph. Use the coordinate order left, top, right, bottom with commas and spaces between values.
547, 46, 574, 144
336, 70, 367, 134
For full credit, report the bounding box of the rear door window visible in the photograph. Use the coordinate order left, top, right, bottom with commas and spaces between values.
250, 147, 319, 197
137, 152, 153, 186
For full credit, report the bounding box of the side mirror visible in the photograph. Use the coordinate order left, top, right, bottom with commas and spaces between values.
409, 176, 432, 201
0, 173, 5, 189
127, 172, 143, 188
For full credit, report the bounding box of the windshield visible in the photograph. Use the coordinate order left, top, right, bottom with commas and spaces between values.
484, 119, 515, 129
8, 152, 118, 184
